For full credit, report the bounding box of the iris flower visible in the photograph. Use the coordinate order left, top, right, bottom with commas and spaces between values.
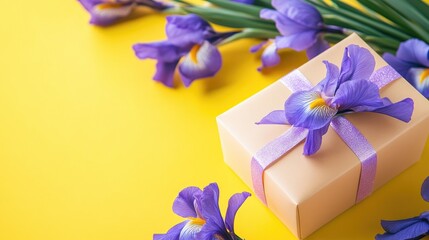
258, 0, 343, 64
78, 0, 170, 26
154, 183, 250, 240
250, 40, 280, 71
258, 45, 414, 155
376, 177, 429, 240
383, 39, 429, 98
133, 14, 234, 87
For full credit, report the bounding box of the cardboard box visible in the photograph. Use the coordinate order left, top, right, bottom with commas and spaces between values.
217, 34, 429, 239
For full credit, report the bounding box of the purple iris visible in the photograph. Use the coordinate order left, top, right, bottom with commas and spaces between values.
376, 177, 429, 240
154, 183, 250, 240
250, 40, 280, 71
78, 0, 170, 26
383, 39, 429, 98
133, 14, 230, 88
258, 45, 414, 155
259, 0, 343, 62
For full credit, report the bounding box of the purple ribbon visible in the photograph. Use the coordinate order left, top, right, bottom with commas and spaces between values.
252, 65, 401, 205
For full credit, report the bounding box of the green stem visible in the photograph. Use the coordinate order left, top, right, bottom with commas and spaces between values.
182, 6, 277, 31
219, 28, 279, 46
308, 0, 413, 41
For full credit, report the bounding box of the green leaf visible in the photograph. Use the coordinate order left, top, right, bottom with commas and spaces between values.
205, 0, 264, 18
183, 6, 277, 30
331, 0, 412, 41
321, 14, 383, 37
219, 28, 279, 45
357, 0, 428, 40
382, 0, 429, 31
310, 0, 412, 41
323, 33, 346, 44
407, 0, 429, 19
253, 0, 273, 8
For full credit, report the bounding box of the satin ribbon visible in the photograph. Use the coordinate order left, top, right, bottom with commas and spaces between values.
252, 65, 401, 205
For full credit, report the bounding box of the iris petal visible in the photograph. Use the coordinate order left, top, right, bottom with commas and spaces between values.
315, 60, 340, 97
339, 45, 375, 84
271, 0, 323, 28
257, 110, 289, 125
380, 217, 422, 233
376, 221, 429, 240
260, 9, 307, 36
173, 186, 202, 218
91, 2, 134, 25
153, 60, 179, 88
306, 37, 330, 59
422, 177, 429, 202
303, 123, 329, 155
250, 41, 266, 53
383, 53, 416, 79
178, 41, 222, 87
225, 192, 251, 233
179, 219, 205, 240
200, 183, 227, 235
275, 31, 318, 51
408, 68, 429, 98
285, 90, 337, 130
370, 98, 414, 122
260, 42, 280, 70
154, 221, 187, 240
166, 14, 213, 46
133, 42, 186, 62
396, 39, 429, 67
333, 80, 383, 111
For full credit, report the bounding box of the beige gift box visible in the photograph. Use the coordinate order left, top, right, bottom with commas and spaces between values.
217, 34, 429, 239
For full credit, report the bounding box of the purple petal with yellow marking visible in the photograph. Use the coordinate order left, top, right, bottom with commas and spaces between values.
179, 219, 205, 239
78, 0, 135, 26
153, 221, 186, 240
408, 68, 429, 98
285, 90, 337, 130
178, 41, 222, 87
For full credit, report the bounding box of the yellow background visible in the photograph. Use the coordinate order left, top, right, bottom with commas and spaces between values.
1, 1, 428, 239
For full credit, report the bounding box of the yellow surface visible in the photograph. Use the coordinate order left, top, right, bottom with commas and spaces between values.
0, 1, 428, 240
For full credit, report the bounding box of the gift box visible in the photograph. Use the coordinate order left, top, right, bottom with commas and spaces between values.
216, 34, 429, 239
